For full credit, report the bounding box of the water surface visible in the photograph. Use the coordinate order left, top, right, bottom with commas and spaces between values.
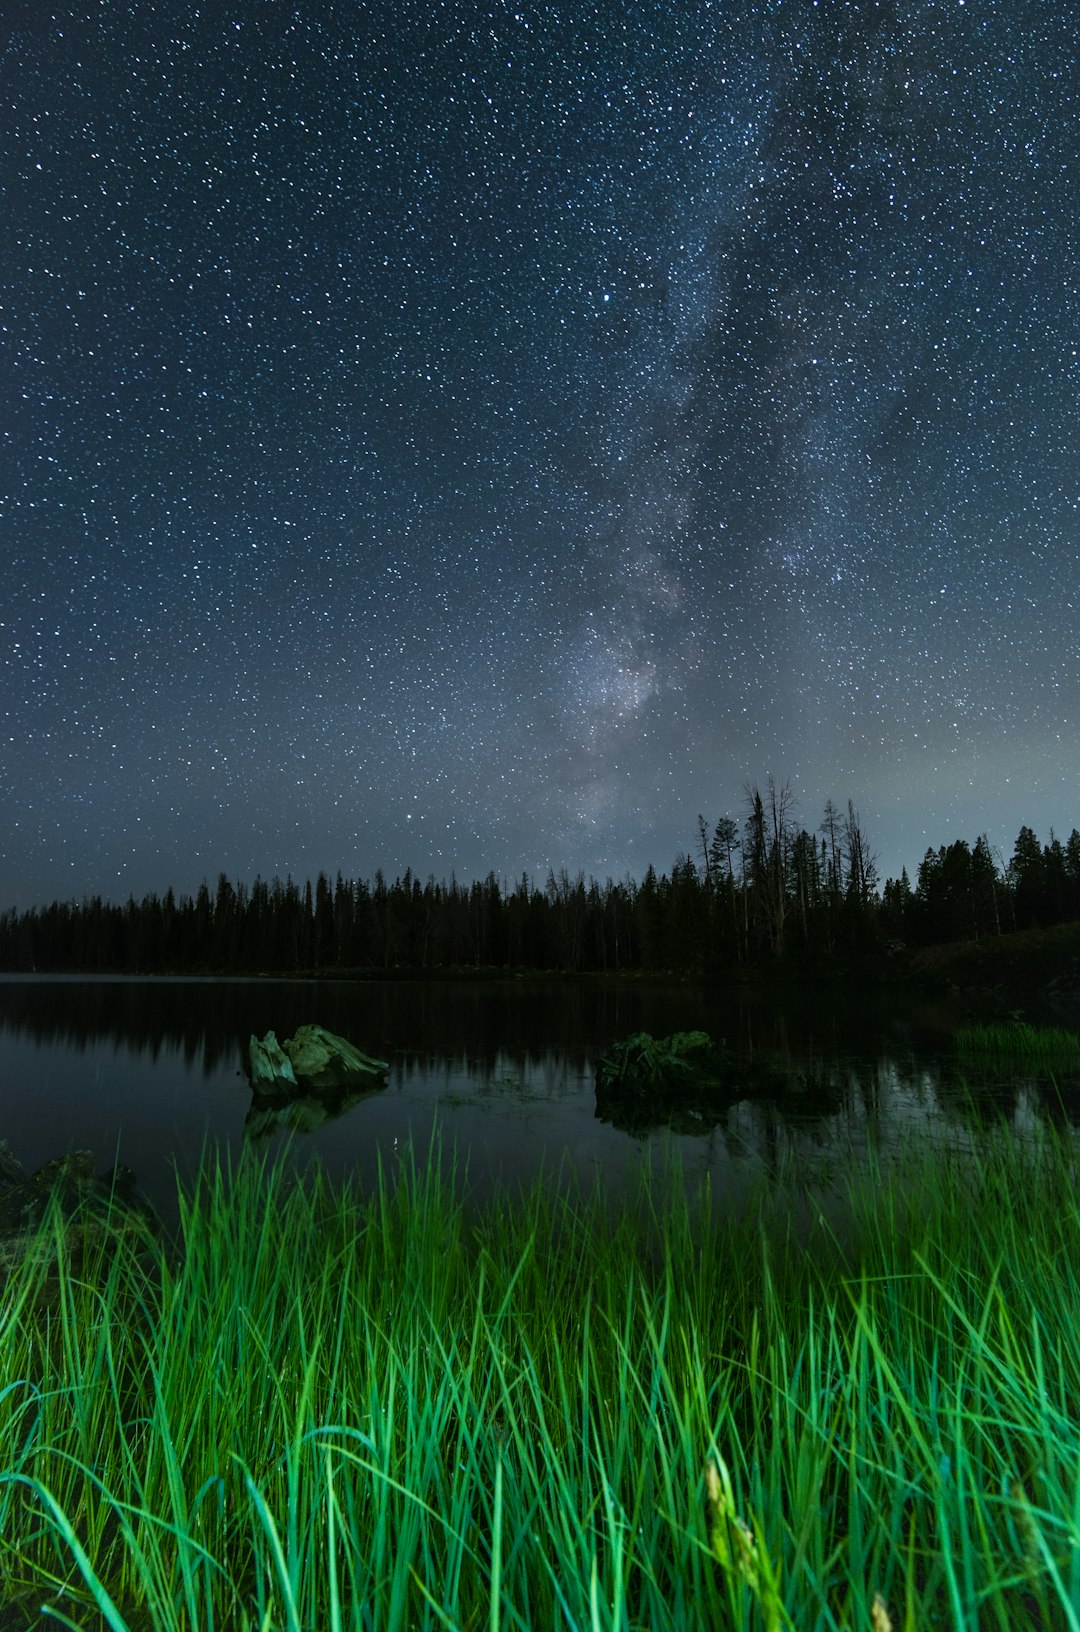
1, 974, 1070, 1222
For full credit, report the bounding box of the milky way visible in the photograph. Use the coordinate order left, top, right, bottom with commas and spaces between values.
3, 0, 1077, 909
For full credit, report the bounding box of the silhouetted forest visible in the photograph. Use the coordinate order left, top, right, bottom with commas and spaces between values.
2, 782, 1078, 974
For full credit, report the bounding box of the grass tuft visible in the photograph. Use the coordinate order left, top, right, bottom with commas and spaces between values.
954, 1021, 1080, 1072
2, 1130, 1080, 1628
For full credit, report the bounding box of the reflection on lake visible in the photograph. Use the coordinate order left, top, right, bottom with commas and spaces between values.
2, 974, 1076, 1222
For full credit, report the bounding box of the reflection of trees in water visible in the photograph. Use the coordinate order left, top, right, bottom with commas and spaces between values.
934, 1069, 1080, 1135
8, 976, 1072, 1154
594, 1061, 851, 1142
920, 1044, 1080, 1133
0, 979, 242, 1070
593, 1041, 1080, 1161
0, 978, 678, 1076
0, 976, 930, 1079
590, 1031, 956, 1145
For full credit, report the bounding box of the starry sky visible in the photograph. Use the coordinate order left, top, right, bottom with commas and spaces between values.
3, 0, 1078, 911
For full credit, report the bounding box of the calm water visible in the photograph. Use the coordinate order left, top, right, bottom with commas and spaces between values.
1, 974, 1073, 1222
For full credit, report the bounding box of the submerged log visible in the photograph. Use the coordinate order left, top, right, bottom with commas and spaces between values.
248, 1025, 389, 1096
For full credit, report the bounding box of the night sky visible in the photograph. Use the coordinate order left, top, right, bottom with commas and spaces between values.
3, 0, 1078, 912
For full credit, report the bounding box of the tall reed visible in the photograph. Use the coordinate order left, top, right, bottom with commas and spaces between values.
2, 1126, 1080, 1629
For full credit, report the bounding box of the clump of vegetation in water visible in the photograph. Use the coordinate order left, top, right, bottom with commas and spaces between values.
596, 1028, 728, 1096
955, 1020, 1080, 1072
3, 1131, 1080, 1629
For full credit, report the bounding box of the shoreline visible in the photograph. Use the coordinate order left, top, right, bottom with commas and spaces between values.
2, 921, 1078, 1026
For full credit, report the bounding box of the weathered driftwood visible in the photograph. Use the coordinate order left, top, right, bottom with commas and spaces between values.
248, 1029, 298, 1091
248, 1025, 389, 1096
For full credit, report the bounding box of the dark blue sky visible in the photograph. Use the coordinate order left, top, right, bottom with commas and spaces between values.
3, 0, 1077, 909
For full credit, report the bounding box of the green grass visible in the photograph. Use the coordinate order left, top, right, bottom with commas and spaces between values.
3, 1129, 1080, 1629
596, 1030, 725, 1095
954, 1020, 1080, 1072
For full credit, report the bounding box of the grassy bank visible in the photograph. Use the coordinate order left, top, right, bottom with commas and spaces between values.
955, 1021, 1080, 1073
2, 1131, 1080, 1630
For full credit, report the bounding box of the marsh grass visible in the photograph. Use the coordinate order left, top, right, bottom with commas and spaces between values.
2, 1128, 1080, 1629
954, 1021, 1080, 1074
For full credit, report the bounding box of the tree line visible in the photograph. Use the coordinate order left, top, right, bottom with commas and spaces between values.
1, 782, 1078, 975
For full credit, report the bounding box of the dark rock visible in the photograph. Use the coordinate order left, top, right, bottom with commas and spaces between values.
0, 1147, 156, 1282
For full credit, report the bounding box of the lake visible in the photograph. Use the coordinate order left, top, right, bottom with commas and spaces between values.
2, 974, 1073, 1224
